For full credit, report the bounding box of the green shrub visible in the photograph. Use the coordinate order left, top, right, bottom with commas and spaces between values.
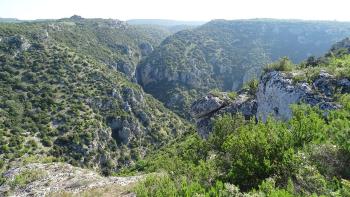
134, 174, 178, 197
209, 88, 224, 99
256, 178, 295, 197
264, 57, 294, 73
341, 179, 350, 197
227, 91, 237, 100
9, 169, 47, 189
134, 174, 239, 197
294, 165, 329, 196
289, 105, 327, 147
220, 116, 300, 189
243, 78, 259, 95
41, 136, 52, 147
331, 95, 350, 154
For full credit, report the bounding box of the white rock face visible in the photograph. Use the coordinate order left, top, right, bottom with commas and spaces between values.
256, 71, 312, 122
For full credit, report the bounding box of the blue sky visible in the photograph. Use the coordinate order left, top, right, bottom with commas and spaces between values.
0, 0, 349, 21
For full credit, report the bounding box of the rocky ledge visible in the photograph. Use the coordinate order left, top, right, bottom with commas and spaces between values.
0, 163, 143, 197
191, 70, 350, 138
190, 91, 257, 138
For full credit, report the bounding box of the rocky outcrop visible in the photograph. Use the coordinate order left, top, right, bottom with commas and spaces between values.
0, 163, 142, 197
312, 71, 350, 95
113, 60, 135, 78
190, 92, 257, 138
139, 42, 153, 56
256, 71, 341, 122
86, 86, 149, 146
330, 37, 350, 54
190, 94, 229, 119
191, 70, 348, 137
1, 35, 31, 52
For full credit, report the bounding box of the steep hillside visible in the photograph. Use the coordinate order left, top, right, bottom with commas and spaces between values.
137, 19, 350, 118
0, 15, 172, 80
0, 23, 189, 175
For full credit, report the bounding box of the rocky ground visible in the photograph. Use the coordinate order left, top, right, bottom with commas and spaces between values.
0, 163, 143, 197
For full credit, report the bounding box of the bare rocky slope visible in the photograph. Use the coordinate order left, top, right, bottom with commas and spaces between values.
0, 162, 142, 197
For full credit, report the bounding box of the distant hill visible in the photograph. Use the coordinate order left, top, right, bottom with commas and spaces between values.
137, 19, 350, 118
127, 19, 206, 33
127, 19, 206, 27
0, 18, 22, 23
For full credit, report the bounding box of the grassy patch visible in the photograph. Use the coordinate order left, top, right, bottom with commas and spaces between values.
9, 169, 47, 189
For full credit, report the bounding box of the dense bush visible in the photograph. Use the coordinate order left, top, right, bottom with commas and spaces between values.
130, 94, 350, 196
220, 116, 299, 189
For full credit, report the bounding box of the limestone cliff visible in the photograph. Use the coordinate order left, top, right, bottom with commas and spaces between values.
191, 70, 350, 137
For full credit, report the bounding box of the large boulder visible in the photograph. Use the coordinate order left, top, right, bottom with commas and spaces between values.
313, 71, 336, 97
338, 78, 350, 93
190, 94, 229, 119
191, 92, 257, 138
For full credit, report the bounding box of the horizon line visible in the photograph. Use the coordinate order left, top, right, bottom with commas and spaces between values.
1, 16, 349, 23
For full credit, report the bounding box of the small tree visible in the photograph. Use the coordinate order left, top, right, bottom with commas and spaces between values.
264, 57, 294, 73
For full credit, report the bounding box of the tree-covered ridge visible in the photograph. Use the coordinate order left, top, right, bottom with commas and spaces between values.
0, 26, 189, 175
0, 16, 172, 80
137, 19, 350, 118
125, 48, 350, 196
